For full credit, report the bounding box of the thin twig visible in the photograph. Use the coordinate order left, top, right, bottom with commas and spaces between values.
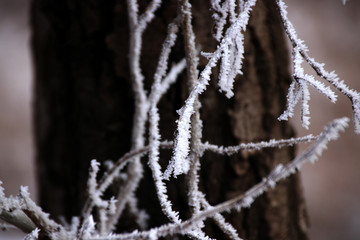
276, 0, 360, 133
178, 0, 203, 217
168, 0, 257, 180
91, 117, 348, 240
147, 16, 182, 223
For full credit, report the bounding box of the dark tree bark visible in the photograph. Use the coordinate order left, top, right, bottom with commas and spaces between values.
31, 0, 309, 239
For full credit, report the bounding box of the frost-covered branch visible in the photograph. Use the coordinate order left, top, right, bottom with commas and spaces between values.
103, 0, 163, 232
1, 1, 358, 239
210, 0, 245, 41
198, 118, 348, 223
0, 124, 343, 239
93, 118, 348, 240
168, 0, 257, 180
147, 16, 182, 224
0, 184, 67, 239
81, 129, 318, 223
19, 187, 66, 238
200, 196, 242, 240
190, 118, 349, 226
203, 133, 317, 155
81, 128, 317, 225
177, 0, 204, 223
208, 0, 248, 98
276, 0, 360, 133
1, 185, 35, 234
23, 228, 40, 240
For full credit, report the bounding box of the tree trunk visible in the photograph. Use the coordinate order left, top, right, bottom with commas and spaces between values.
31, 0, 309, 239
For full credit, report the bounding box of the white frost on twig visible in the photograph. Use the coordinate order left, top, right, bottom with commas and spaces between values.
89, 117, 349, 240
210, 0, 244, 41
203, 133, 317, 155
87, 160, 108, 209
104, 0, 163, 232
1, 1, 359, 239
200, 196, 242, 240
168, 0, 257, 179
78, 215, 96, 239
277, 0, 360, 133
23, 228, 39, 240
147, 17, 183, 223
19, 186, 65, 238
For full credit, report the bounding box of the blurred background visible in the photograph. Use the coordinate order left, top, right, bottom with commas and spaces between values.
0, 0, 359, 239
287, 0, 360, 239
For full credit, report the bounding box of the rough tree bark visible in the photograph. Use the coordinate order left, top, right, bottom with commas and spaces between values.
31, 0, 309, 239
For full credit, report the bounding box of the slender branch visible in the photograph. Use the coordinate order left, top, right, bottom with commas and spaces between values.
19, 187, 66, 238
276, 0, 360, 133
91, 117, 348, 240
203, 133, 317, 155
178, 0, 203, 218
104, 0, 164, 232
200, 195, 242, 240
168, 0, 257, 180
147, 16, 182, 223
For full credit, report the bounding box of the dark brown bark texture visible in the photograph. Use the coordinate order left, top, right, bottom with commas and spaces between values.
31, 0, 309, 239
